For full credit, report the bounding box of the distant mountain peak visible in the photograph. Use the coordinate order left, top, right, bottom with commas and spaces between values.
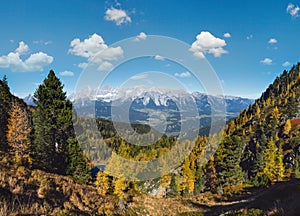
23, 94, 35, 106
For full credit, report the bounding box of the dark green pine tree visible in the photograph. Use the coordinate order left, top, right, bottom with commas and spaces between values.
0, 75, 12, 151
250, 143, 268, 186
66, 138, 90, 184
215, 135, 245, 187
167, 173, 179, 198
32, 70, 67, 173
31, 70, 89, 182
194, 164, 206, 195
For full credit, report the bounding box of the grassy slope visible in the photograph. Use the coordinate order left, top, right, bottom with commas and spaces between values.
0, 151, 117, 215
0, 150, 201, 215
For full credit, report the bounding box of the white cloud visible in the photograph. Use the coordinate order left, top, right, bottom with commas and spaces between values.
69, 33, 108, 58
268, 38, 278, 44
97, 61, 114, 72
104, 7, 131, 25
174, 71, 191, 78
33, 40, 52, 45
15, 41, 29, 55
0, 42, 53, 72
223, 33, 231, 38
260, 58, 273, 65
69, 33, 123, 61
287, 3, 300, 17
246, 34, 253, 40
282, 61, 291, 67
208, 47, 228, 57
94, 47, 123, 62
134, 32, 147, 42
287, 3, 294, 11
78, 62, 88, 69
189, 31, 228, 58
24, 52, 53, 70
131, 73, 149, 80
60, 71, 74, 77
69, 33, 123, 71
154, 55, 165, 61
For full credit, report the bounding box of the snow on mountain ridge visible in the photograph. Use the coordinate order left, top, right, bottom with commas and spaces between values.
68, 86, 254, 107
23, 86, 254, 111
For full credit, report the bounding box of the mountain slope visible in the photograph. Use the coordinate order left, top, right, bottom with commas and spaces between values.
215, 62, 300, 188
0, 151, 206, 216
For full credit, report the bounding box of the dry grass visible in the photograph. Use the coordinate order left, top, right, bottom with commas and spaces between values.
0, 152, 119, 215
128, 194, 202, 216
0, 151, 205, 215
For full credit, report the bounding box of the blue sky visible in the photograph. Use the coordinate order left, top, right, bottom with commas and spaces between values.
0, 0, 300, 98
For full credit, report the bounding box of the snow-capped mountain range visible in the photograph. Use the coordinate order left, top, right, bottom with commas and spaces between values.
68, 86, 253, 108
23, 86, 254, 134
76, 87, 252, 124
24, 86, 254, 118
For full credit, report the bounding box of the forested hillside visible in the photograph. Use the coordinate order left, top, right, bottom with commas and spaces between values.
166, 62, 300, 196
80, 63, 300, 198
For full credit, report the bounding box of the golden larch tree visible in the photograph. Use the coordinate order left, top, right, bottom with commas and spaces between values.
96, 171, 111, 196
7, 99, 31, 162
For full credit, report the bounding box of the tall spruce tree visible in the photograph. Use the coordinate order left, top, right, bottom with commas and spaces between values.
32, 70, 89, 182
215, 135, 245, 187
32, 70, 67, 172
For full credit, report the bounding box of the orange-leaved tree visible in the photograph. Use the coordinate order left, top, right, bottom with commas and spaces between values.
7, 98, 31, 163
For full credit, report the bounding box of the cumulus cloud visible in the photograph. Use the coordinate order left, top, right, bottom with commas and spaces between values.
134, 32, 147, 42
174, 71, 191, 78
189, 31, 228, 58
104, 7, 131, 25
223, 33, 231, 38
95, 47, 123, 62
287, 3, 300, 17
154, 55, 165, 61
260, 58, 273, 65
69, 34, 108, 58
78, 62, 88, 69
69, 33, 123, 71
15, 41, 29, 55
282, 61, 291, 67
97, 61, 114, 71
0, 41, 53, 72
60, 71, 74, 77
268, 38, 278, 44
25, 52, 53, 70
